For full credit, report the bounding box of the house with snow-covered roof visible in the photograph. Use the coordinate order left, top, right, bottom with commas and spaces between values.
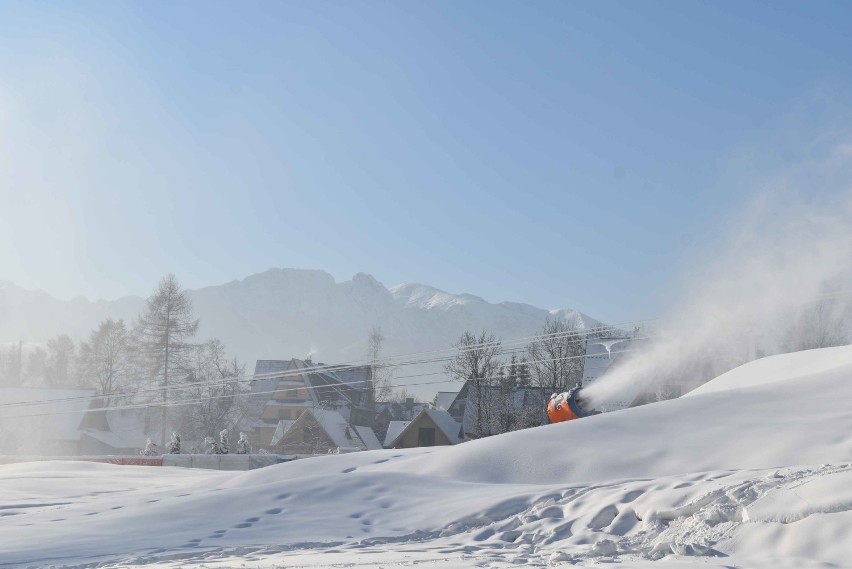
271, 408, 382, 455
451, 381, 550, 440
386, 408, 462, 448
434, 391, 459, 413
382, 420, 409, 448
247, 358, 375, 449
372, 398, 429, 443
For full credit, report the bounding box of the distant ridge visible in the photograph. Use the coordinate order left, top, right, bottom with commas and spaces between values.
0, 268, 601, 394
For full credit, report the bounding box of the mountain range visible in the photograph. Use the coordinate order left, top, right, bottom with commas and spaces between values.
0, 268, 600, 395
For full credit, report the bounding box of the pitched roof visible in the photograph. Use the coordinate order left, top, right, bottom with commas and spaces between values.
299, 408, 379, 451
353, 425, 382, 451
383, 420, 409, 447
423, 408, 463, 444
389, 408, 462, 447
271, 419, 296, 446
435, 391, 458, 411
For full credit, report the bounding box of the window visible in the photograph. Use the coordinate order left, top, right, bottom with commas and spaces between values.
418, 427, 436, 447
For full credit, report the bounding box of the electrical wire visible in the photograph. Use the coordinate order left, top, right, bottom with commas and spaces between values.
0, 349, 642, 420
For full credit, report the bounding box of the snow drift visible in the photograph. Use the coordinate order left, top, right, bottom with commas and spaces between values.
1, 346, 851, 568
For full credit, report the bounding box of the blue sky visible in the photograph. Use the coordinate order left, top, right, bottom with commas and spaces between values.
2, 1, 852, 322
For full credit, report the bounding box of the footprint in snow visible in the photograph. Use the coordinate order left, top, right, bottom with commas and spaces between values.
622, 490, 645, 502
264, 507, 283, 515
589, 505, 619, 530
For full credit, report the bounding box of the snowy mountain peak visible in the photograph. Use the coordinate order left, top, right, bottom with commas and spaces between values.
389, 283, 481, 310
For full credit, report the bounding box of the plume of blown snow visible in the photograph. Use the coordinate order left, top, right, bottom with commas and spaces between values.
584, 142, 852, 407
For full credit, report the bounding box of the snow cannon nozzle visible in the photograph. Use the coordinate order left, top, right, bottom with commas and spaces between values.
547, 386, 600, 424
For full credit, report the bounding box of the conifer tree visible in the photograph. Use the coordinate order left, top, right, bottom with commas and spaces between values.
135, 275, 199, 446
166, 432, 181, 454
236, 432, 251, 454
219, 429, 229, 454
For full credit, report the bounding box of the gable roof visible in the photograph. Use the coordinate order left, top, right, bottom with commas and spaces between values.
271, 419, 296, 446
389, 408, 462, 447
251, 358, 372, 415
307, 408, 358, 449
288, 408, 379, 452
352, 425, 382, 451
435, 391, 458, 411
423, 408, 463, 443
383, 420, 410, 447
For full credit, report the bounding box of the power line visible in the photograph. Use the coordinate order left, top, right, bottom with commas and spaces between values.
0, 320, 656, 411
0, 319, 656, 407
0, 349, 642, 420
0, 324, 655, 413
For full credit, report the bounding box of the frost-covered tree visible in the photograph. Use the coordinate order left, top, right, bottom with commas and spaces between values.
135, 274, 199, 446
206, 436, 222, 454
166, 432, 181, 454
236, 432, 251, 454
141, 438, 159, 456
219, 429, 229, 454
366, 326, 393, 403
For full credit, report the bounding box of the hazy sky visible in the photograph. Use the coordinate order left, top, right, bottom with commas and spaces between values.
2, 1, 852, 322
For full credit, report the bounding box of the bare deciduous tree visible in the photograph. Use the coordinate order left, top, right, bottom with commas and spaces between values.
46, 334, 75, 387
176, 339, 248, 446
77, 319, 132, 404
527, 318, 585, 395
783, 298, 849, 352
444, 330, 501, 438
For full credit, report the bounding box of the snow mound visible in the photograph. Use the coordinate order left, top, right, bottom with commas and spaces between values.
2, 348, 851, 568
687, 344, 852, 396
378, 350, 852, 485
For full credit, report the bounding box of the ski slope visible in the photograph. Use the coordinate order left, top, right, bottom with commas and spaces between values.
1, 346, 851, 568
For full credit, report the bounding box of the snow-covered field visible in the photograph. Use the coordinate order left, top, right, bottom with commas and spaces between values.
2, 346, 852, 568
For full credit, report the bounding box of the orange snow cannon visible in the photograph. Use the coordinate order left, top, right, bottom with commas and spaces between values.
547, 387, 598, 423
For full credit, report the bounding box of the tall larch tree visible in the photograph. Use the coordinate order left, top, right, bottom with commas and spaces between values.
135, 274, 199, 446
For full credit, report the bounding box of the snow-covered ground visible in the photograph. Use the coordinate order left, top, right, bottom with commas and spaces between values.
2, 346, 852, 568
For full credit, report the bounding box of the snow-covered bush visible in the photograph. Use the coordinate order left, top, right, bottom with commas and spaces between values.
236, 432, 251, 454
140, 438, 159, 456
219, 429, 229, 454
205, 436, 221, 454
165, 432, 181, 454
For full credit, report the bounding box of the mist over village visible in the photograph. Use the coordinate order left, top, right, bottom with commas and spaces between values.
2, 2, 852, 568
